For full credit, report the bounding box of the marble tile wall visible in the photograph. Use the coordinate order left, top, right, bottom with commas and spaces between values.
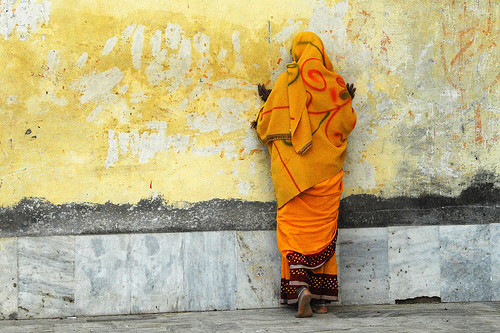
440, 225, 492, 302
337, 228, 390, 305
491, 224, 500, 302
0, 223, 498, 319
182, 231, 238, 312
17, 236, 75, 319
388, 226, 441, 302
74, 235, 131, 316
0, 238, 17, 319
235, 231, 281, 309
130, 233, 185, 314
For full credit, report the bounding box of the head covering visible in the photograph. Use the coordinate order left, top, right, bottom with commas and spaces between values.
254, 32, 357, 207
254, 32, 352, 154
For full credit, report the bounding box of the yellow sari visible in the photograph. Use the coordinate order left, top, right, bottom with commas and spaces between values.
254, 32, 356, 304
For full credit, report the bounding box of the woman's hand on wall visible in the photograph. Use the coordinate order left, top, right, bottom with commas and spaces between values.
258, 84, 272, 102
346, 83, 356, 99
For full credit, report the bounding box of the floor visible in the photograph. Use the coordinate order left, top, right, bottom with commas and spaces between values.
1, 302, 499, 332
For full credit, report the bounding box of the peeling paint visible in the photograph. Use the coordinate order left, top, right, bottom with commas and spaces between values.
0, 0, 51, 40
76, 52, 88, 67
0, 0, 498, 208
131, 25, 145, 70
186, 98, 251, 135
105, 122, 191, 167
102, 37, 118, 55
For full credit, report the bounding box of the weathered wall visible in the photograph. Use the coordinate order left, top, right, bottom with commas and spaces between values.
0, 1, 499, 318
1, 0, 499, 235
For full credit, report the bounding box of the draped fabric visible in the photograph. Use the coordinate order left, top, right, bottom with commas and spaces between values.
278, 171, 342, 304
253, 31, 356, 306
253, 31, 356, 209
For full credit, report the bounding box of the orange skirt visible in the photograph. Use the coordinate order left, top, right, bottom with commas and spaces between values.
277, 171, 343, 305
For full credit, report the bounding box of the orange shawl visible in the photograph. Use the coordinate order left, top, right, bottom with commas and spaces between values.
254, 32, 357, 208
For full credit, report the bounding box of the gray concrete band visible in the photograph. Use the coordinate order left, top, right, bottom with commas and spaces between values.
1, 177, 498, 237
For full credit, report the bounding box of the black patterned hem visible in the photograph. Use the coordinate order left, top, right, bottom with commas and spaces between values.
280, 274, 339, 305
281, 233, 338, 305
286, 232, 337, 270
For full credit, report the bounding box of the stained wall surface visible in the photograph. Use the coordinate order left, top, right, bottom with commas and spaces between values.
0, 0, 499, 234
1, 0, 499, 319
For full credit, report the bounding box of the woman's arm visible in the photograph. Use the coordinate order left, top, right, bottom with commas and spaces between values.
258, 83, 272, 102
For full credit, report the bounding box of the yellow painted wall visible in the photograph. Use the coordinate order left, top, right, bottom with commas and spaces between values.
0, 0, 498, 206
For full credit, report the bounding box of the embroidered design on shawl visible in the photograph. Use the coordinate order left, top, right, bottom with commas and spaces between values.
273, 142, 301, 192
252, 31, 357, 208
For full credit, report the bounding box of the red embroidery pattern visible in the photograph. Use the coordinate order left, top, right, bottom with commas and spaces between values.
300, 58, 327, 91
308, 107, 340, 115
306, 91, 313, 107
324, 100, 351, 144
273, 142, 301, 192
259, 106, 289, 120
329, 87, 338, 104
308, 99, 350, 115
336, 76, 346, 87
331, 132, 344, 147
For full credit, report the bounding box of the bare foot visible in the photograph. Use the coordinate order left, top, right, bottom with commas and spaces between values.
295, 288, 313, 318
311, 304, 328, 314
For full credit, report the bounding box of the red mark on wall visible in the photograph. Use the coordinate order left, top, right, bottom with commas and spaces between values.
150, 181, 152, 189
359, 9, 371, 17
380, 31, 391, 46
439, 1, 498, 114
379, 31, 391, 56
474, 104, 483, 144
450, 40, 473, 67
